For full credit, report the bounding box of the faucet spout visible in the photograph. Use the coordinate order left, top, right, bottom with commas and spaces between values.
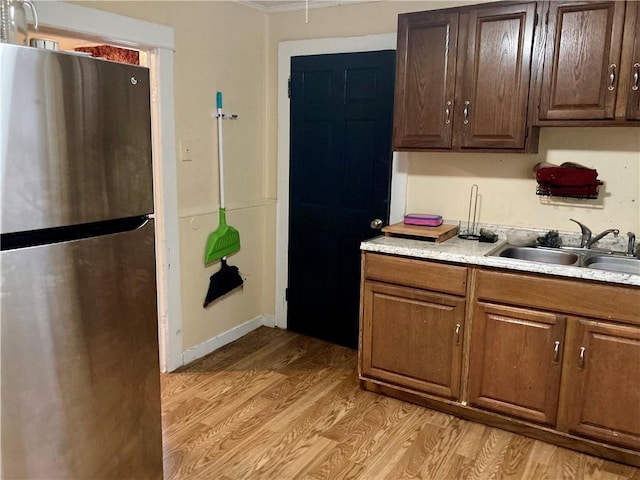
586, 229, 619, 249
569, 218, 592, 248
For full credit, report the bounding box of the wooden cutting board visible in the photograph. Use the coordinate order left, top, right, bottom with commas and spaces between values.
381, 222, 459, 243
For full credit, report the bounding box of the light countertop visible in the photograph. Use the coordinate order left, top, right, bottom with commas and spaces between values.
361, 228, 640, 288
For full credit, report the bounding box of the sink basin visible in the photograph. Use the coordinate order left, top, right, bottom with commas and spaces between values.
584, 255, 640, 275
493, 246, 579, 265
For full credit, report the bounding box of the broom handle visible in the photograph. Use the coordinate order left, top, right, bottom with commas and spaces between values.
217, 91, 225, 209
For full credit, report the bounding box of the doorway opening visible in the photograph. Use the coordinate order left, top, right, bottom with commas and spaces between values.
32, 2, 183, 372
287, 50, 396, 348
275, 34, 408, 336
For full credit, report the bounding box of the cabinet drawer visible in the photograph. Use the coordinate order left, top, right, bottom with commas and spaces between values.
476, 269, 640, 325
364, 252, 467, 295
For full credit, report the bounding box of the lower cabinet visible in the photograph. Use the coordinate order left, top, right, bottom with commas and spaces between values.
558, 318, 640, 451
467, 302, 565, 426
361, 281, 465, 399
359, 252, 640, 466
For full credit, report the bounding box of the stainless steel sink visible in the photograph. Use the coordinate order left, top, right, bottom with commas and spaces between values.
487, 243, 640, 275
583, 255, 640, 275
492, 246, 580, 265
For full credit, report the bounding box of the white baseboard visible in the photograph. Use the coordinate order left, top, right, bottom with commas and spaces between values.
181, 315, 275, 366
261, 314, 276, 328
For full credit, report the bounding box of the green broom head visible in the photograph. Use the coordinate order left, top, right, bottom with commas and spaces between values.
204, 207, 241, 264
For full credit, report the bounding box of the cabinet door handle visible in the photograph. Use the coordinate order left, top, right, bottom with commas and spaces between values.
463, 101, 470, 124
455, 323, 461, 344
553, 341, 560, 363
445, 100, 452, 124
578, 346, 586, 370
608, 64, 617, 91
633, 63, 640, 91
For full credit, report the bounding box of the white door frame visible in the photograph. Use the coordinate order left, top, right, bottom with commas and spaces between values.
34, 1, 183, 372
275, 34, 408, 329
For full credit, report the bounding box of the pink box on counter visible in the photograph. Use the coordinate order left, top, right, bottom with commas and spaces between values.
403, 213, 443, 227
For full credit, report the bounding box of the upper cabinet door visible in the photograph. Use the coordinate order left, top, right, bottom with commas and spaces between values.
539, 1, 626, 120
393, 12, 458, 150
621, 1, 640, 120
456, 3, 537, 149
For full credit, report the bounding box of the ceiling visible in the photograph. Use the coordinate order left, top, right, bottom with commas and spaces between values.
239, 0, 377, 13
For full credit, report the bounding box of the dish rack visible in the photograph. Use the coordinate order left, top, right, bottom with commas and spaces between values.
536, 185, 600, 199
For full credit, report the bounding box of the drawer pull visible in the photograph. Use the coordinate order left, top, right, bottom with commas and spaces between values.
632, 63, 639, 91
578, 346, 586, 370
608, 64, 616, 91
463, 100, 470, 124
553, 341, 560, 363
455, 323, 461, 344
445, 100, 452, 124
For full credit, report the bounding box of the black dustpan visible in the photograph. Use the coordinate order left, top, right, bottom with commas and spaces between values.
203, 257, 243, 307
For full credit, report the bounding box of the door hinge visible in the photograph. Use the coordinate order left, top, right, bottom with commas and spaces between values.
288, 77, 291, 99
534, 13, 538, 27
285, 287, 288, 301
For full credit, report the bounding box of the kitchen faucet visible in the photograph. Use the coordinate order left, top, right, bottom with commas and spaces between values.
569, 219, 619, 249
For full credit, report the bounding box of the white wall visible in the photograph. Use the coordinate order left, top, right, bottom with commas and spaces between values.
407, 128, 640, 233
268, 1, 640, 239
77, 0, 640, 355
82, 1, 270, 351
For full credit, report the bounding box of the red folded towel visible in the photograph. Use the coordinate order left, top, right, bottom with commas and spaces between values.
536, 167, 599, 186
536, 165, 602, 198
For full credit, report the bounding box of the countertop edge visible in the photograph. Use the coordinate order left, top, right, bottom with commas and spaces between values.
361, 237, 640, 288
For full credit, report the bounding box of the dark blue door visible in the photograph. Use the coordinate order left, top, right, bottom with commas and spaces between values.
288, 50, 395, 349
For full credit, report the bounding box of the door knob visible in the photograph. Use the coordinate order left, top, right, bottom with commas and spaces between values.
370, 219, 383, 230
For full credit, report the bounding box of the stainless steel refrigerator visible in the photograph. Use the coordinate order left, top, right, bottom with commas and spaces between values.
0, 43, 163, 479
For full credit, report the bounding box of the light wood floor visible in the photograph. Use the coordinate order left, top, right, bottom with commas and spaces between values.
161, 327, 640, 480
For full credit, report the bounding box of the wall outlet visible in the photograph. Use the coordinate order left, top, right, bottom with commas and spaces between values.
180, 139, 193, 161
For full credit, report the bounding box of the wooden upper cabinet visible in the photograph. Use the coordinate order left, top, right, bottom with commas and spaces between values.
393, 12, 458, 149
619, 0, 640, 120
457, 3, 537, 149
538, 1, 626, 120
468, 302, 566, 426
393, 3, 538, 152
558, 318, 640, 451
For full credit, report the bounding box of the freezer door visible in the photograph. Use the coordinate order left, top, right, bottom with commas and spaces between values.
1, 220, 162, 479
0, 43, 153, 234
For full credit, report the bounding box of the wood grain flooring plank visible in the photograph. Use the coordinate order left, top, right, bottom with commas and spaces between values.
159, 327, 640, 480
431, 421, 493, 480
174, 340, 357, 479
346, 400, 424, 465
352, 413, 429, 480
298, 441, 368, 480
461, 428, 514, 480
262, 436, 338, 480
488, 433, 536, 480
378, 423, 446, 480
223, 371, 355, 479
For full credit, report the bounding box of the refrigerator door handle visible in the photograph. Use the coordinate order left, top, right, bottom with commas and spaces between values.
1, 215, 150, 251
